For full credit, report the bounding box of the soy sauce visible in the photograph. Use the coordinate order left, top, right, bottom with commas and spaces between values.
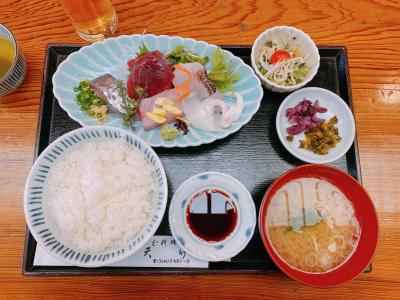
186, 189, 238, 243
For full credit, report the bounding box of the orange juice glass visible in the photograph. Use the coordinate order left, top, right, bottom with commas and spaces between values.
59, 0, 118, 42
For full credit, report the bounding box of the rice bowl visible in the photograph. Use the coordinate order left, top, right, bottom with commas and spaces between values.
24, 126, 168, 267
45, 138, 156, 254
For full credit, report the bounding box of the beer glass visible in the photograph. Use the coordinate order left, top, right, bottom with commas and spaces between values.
59, 0, 118, 42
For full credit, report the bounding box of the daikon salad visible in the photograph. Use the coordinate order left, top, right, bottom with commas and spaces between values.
256, 39, 310, 86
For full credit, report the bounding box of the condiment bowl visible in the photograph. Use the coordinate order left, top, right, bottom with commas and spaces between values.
24, 126, 168, 267
169, 172, 256, 262
258, 164, 379, 287
276, 87, 355, 164
251, 26, 320, 93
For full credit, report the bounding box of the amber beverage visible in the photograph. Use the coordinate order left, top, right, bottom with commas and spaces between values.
59, 0, 118, 42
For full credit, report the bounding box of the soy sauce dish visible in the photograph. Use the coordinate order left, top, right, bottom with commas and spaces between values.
169, 172, 256, 261
258, 165, 379, 287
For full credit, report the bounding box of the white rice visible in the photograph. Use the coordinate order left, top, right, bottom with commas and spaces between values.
44, 138, 156, 254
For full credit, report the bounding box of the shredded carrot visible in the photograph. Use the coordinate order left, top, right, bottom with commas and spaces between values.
174, 64, 193, 85
176, 86, 191, 102
174, 64, 193, 102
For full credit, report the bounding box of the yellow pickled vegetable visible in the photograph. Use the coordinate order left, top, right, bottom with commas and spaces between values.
299, 116, 341, 155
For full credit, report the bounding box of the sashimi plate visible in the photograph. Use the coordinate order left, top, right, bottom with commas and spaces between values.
52, 34, 263, 148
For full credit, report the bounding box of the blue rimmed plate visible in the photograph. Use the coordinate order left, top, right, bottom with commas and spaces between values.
52, 34, 263, 148
24, 126, 168, 267
168, 172, 256, 261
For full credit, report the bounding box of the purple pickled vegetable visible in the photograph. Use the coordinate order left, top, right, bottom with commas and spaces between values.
285, 98, 328, 135
312, 114, 325, 124
287, 124, 304, 135
314, 100, 328, 113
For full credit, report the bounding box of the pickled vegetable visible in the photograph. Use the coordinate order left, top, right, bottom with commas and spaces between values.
299, 116, 341, 155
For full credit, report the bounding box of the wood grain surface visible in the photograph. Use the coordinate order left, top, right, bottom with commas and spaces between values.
0, 0, 399, 299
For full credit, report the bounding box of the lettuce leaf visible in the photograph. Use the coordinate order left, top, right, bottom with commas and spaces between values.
166, 44, 208, 65
208, 48, 239, 93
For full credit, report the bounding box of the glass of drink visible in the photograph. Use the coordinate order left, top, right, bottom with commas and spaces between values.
0, 24, 26, 96
59, 0, 118, 42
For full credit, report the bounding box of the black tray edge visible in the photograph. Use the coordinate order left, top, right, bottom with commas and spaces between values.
22, 43, 54, 276
22, 44, 370, 275
341, 47, 363, 184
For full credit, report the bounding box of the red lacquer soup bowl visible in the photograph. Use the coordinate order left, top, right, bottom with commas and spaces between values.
258, 164, 379, 287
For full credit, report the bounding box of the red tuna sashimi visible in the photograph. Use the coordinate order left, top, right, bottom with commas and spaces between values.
127, 51, 174, 99
139, 89, 183, 131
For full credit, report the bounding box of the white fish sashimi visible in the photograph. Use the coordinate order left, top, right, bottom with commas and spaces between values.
155, 63, 246, 133
183, 92, 245, 132
173, 62, 222, 100
139, 89, 182, 131
221, 92, 244, 128
183, 94, 226, 132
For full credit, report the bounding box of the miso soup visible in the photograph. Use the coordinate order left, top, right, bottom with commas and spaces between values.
266, 178, 359, 273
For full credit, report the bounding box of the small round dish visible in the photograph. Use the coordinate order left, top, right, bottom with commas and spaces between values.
24, 126, 168, 267
276, 87, 355, 164
169, 172, 256, 261
251, 26, 320, 93
258, 164, 379, 287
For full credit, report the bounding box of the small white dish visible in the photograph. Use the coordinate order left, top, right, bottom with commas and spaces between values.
276, 87, 355, 164
169, 172, 256, 262
24, 126, 168, 267
251, 26, 320, 93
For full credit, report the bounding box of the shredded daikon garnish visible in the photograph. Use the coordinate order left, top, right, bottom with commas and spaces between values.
257, 39, 310, 86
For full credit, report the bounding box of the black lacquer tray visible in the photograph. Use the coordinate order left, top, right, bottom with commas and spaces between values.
22, 44, 369, 275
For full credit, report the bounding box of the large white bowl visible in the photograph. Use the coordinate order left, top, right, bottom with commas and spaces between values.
251, 26, 320, 93
24, 126, 168, 267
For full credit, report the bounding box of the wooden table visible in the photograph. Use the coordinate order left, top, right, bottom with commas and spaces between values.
1, 0, 399, 298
